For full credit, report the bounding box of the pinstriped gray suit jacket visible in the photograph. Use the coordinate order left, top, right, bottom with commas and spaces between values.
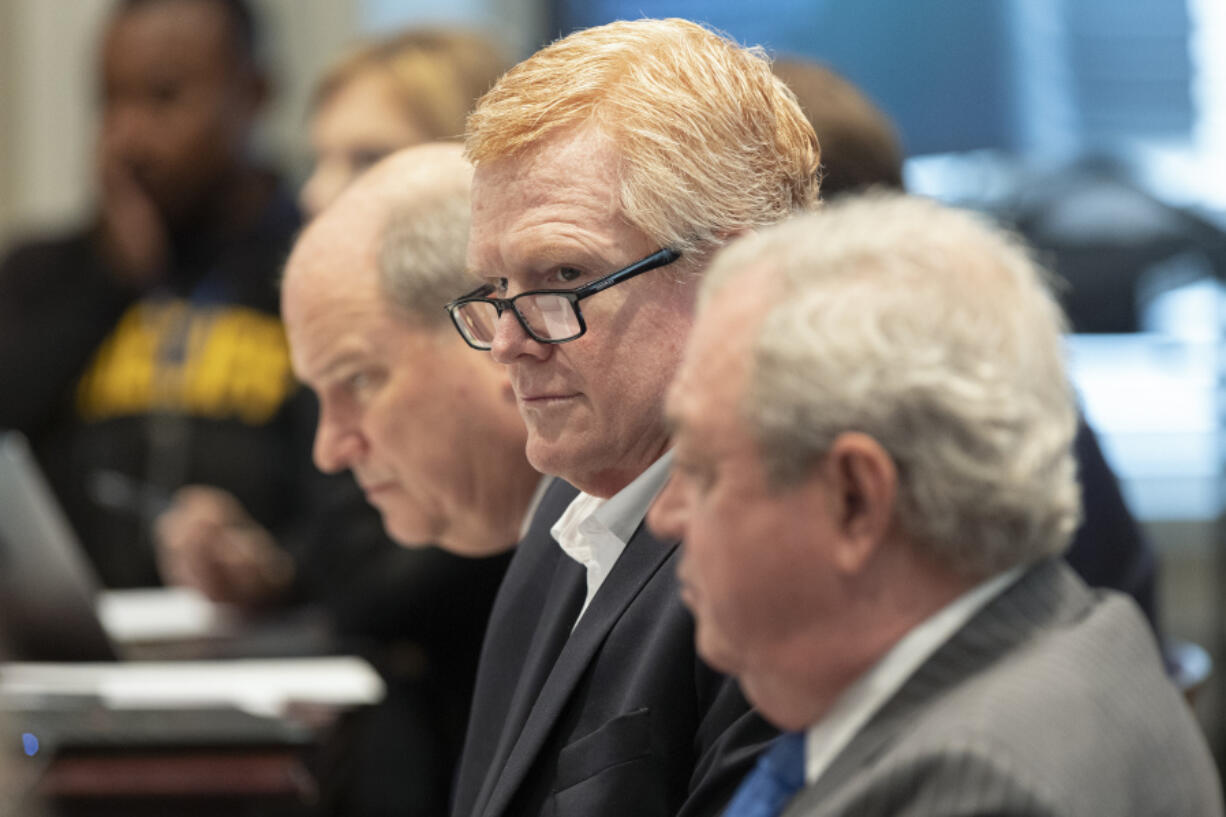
781, 559, 1223, 817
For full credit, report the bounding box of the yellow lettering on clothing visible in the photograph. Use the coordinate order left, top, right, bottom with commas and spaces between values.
76, 299, 295, 425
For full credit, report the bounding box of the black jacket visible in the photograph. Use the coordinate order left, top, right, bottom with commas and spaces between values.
452, 477, 777, 817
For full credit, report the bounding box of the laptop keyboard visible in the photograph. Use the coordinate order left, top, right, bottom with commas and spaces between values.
5, 702, 314, 751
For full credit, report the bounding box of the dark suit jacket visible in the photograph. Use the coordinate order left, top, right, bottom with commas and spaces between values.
781, 559, 1222, 817
451, 478, 776, 817
1065, 416, 1158, 634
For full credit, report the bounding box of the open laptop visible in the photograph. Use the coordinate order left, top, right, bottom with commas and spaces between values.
0, 430, 321, 662
0, 431, 117, 662
0, 430, 295, 663
0, 431, 383, 750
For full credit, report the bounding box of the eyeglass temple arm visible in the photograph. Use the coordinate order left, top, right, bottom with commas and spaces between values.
576, 248, 682, 299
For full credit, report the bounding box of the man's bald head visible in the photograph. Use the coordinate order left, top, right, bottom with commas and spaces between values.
287, 142, 474, 328
282, 142, 533, 554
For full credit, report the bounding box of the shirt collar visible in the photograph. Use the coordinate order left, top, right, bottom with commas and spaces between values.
549, 451, 675, 626
592, 450, 675, 545
804, 564, 1026, 785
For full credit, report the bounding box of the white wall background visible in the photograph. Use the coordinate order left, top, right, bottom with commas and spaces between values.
1, 0, 118, 246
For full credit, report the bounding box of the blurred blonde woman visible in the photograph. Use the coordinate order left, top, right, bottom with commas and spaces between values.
301, 28, 510, 217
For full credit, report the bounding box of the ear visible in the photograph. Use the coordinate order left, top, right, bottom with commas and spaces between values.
822, 432, 897, 575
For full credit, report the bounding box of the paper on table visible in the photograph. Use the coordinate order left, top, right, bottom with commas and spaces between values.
0, 657, 386, 717
95, 587, 238, 643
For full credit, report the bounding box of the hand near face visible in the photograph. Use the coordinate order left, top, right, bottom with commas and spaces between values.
154, 485, 295, 607
96, 147, 168, 289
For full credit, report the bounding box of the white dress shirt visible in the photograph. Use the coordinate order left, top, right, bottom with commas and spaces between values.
550, 452, 674, 627
804, 565, 1026, 785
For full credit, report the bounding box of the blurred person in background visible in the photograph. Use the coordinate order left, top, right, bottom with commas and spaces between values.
0, 4, 511, 812
770, 57, 905, 196
156, 25, 511, 607
284, 143, 537, 563
272, 142, 533, 817
151, 24, 517, 817
155, 21, 515, 627
0, 0, 310, 596
300, 28, 510, 218
773, 56, 1161, 637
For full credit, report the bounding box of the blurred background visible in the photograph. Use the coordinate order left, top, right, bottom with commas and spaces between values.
2, 0, 1223, 766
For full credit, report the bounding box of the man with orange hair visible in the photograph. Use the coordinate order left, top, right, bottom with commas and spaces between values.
444, 18, 819, 817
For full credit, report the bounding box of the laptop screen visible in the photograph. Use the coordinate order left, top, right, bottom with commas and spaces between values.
0, 431, 117, 662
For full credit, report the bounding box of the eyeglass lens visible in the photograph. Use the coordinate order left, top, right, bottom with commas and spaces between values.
521, 294, 580, 339
455, 301, 500, 346
455, 293, 583, 346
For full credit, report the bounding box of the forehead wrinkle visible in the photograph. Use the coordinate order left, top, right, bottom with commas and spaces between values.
504, 228, 621, 273
510, 177, 620, 217
478, 124, 620, 192
285, 213, 385, 377
679, 287, 767, 429
287, 276, 380, 379
309, 341, 373, 384
472, 196, 637, 289
470, 129, 626, 273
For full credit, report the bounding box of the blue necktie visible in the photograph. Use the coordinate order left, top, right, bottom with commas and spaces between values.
722, 731, 806, 817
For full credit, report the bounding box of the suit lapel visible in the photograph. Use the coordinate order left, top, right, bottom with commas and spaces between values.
785, 559, 1089, 815
479, 522, 679, 817
472, 551, 586, 817
468, 481, 585, 817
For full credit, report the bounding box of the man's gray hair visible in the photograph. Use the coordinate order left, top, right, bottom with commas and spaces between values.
375, 163, 473, 329
704, 194, 1081, 579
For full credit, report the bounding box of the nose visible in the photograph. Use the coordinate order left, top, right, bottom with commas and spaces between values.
101, 99, 151, 164
489, 306, 551, 364
646, 473, 688, 543
312, 405, 367, 474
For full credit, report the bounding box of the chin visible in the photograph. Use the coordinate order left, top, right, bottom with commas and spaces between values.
737, 673, 793, 731
382, 514, 440, 548
693, 621, 740, 678
385, 529, 434, 548
524, 436, 581, 482
440, 538, 516, 558
738, 668, 822, 733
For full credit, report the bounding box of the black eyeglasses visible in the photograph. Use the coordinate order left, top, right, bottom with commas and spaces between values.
445, 248, 682, 350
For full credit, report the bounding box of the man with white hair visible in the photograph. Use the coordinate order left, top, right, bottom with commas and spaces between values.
648, 194, 1223, 817
280, 142, 534, 814
444, 17, 818, 817
284, 143, 538, 559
